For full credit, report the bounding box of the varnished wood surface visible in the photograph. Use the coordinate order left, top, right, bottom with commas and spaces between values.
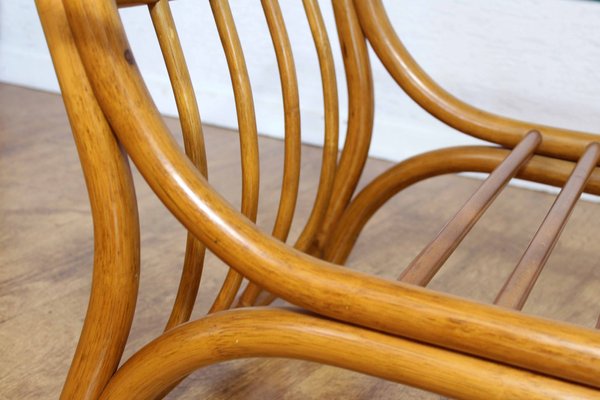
2, 84, 600, 398
62, 0, 599, 388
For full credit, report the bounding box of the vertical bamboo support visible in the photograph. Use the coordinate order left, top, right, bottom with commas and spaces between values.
317, 0, 374, 256
238, 0, 302, 306
37, 1, 140, 399
149, 0, 209, 329
208, 0, 260, 313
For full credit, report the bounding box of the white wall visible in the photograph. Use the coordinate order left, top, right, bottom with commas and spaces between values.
2, 0, 600, 163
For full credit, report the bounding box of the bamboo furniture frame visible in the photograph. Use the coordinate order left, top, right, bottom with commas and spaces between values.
36, 0, 600, 398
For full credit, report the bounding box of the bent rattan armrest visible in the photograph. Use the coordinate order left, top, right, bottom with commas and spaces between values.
37, 0, 600, 398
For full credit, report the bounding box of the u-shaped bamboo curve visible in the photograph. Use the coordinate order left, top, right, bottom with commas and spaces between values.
62, 0, 600, 388
99, 308, 599, 400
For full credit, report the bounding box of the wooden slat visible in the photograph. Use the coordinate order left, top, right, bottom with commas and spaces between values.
208, 0, 260, 313
399, 131, 541, 286
495, 142, 600, 310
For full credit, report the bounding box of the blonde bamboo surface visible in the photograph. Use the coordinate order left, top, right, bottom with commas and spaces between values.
3, 84, 600, 399
20, 0, 600, 397
354, 0, 600, 162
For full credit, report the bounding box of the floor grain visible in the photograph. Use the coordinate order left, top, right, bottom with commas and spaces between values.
1, 84, 599, 399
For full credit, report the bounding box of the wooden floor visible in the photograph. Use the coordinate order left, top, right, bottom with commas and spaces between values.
1, 83, 599, 399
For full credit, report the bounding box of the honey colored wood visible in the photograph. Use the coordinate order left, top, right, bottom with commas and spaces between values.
399, 131, 541, 285
27, 0, 600, 398
117, 0, 159, 7
98, 308, 599, 400
3, 85, 600, 399
354, 0, 600, 163
495, 143, 600, 309
250, 0, 341, 307
149, 0, 208, 330
315, 0, 374, 252
207, 0, 260, 314
238, 0, 301, 307
61, 0, 600, 390
35, 2, 141, 399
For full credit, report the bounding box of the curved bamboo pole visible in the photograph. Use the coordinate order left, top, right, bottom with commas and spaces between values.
294, 0, 340, 253
324, 146, 600, 266
63, 0, 600, 387
208, 0, 260, 313
149, 0, 209, 329
37, 1, 140, 399
251, 0, 341, 307
99, 308, 598, 400
315, 0, 374, 251
353, 0, 600, 162
238, 0, 302, 307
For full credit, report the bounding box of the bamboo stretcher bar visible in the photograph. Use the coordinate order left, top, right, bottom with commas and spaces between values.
495, 142, 600, 310
399, 131, 541, 286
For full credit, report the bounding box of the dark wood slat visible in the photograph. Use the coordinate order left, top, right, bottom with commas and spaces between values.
495, 142, 600, 310
399, 131, 541, 286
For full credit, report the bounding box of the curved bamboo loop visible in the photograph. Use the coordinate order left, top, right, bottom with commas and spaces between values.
354, 0, 600, 162
208, 0, 260, 313
99, 308, 599, 400
324, 146, 600, 266
239, 0, 302, 307
248, 0, 341, 307
37, 1, 140, 399
63, 0, 600, 387
315, 0, 374, 251
149, 0, 209, 329
496, 142, 600, 309
398, 131, 541, 286
294, 0, 340, 253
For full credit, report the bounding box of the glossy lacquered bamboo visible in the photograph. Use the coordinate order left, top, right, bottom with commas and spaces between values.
208, 0, 260, 313
354, 0, 600, 162
149, 0, 209, 329
239, 0, 301, 307
399, 131, 541, 285
98, 308, 599, 400
315, 0, 374, 253
495, 143, 600, 309
117, 0, 159, 7
324, 146, 600, 265
62, 0, 600, 390
252, 0, 341, 307
37, 1, 140, 399
293, 0, 339, 254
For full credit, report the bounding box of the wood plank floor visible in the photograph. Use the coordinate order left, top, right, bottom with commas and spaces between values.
1, 84, 599, 399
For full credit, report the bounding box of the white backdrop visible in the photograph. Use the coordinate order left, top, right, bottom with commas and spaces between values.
2, 0, 600, 163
